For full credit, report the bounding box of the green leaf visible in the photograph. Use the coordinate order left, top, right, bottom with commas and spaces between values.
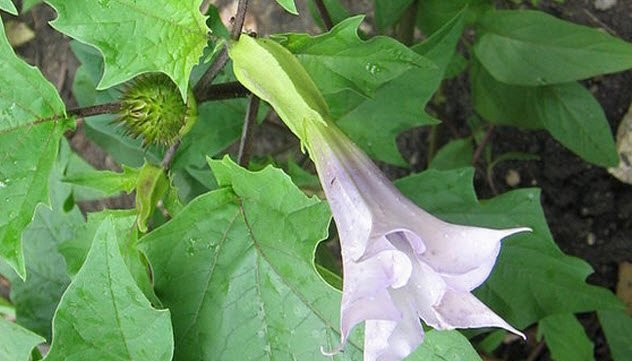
0, 0, 17, 15
58, 209, 160, 306
477, 330, 506, 354
63, 165, 139, 197
139, 156, 366, 360
429, 138, 473, 170
278, 16, 434, 98
0, 318, 45, 361
474, 10, 632, 86
274, 0, 298, 14
395, 168, 623, 328
471, 62, 618, 167
598, 310, 632, 361
374, 0, 414, 30
0, 295, 14, 317
1, 205, 82, 340
417, 0, 491, 36
322, 11, 463, 165
171, 100, 245, 172
0, 147, 86, 340
537, 313, 594, 361
44, 218, 173, 361
135, 162, 169, 233
0, 18, 68, 278
414, 8, 466, 77
537, 83, 617, 166
46, 0, 208, 100
205, 4, 229, 39
407, 330, 481, 361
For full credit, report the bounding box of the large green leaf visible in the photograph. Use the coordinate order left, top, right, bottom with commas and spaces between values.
278, 16, 434, 98
0, 204, 82, 340
537, 313, 594, 361
46, 0, 208, 100
44, 217, 173, 361
139, 157, 362, 360
408, 330, 481, 361
395, 168, 623, 328
0, 318, 45, 361
417, 0, 491, 36
281, 13, 466, 165
0, 18, 67, 278
428, 138, 473, 170
0, 0, 17, 15
598, 310, 632, 361
475, 10, 632, 86
471, 62, 618, 167
374, 0, 414, 30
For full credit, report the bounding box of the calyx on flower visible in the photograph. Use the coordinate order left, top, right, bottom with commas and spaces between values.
229, 34, 530, 361
115, 73, 197, 146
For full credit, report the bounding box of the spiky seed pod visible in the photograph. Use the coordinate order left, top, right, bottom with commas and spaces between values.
115, 74, 197, 147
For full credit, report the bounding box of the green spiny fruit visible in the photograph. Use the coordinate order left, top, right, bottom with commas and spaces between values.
116, 74, 197, 146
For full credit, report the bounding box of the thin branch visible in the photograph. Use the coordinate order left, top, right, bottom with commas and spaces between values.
193, 46, 230, 99
472, 125, 495, 165
231, 0, 250, 40
198, 81, 250, 103
314, 0, 334, 31
396, 0, 418, 46
237, 96, 261, 167
161, 139, 182, 170
67, 102, 121, 119
194, 0, 249, 98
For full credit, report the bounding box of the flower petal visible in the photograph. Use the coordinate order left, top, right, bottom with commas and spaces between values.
433, 289, 526, 338
340, 247, 412, 341
412, 222, 530, 289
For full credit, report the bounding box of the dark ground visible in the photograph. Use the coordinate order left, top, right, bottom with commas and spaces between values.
2, 0, 631, 360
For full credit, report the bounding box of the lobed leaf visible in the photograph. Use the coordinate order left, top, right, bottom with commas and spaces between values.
537, 313, 594, 361
139, 157, 361, 360
0, 0, 17, 15
46, 0, 209, 101
44, 217, 173, 361
0, 318, 45, 361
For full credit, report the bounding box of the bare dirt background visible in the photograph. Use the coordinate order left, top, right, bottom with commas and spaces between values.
1, 0, 631, 360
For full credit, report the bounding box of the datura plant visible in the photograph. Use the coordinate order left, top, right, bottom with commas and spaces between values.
230, 34, 529, 361
1, 1, 630, 361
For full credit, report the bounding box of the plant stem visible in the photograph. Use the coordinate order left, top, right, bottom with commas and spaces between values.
237, 95, 261, 167
426, 125, 438, 165
472, 125, 494, 165
67, 102, 121, 119
198, 81, 250, 103
314, 0, 334, 31
396, 0, 418, 46
193, 46, 230, 99
193, 0, 250, 99
161, 139, 181, 170
231, 0, 250, 40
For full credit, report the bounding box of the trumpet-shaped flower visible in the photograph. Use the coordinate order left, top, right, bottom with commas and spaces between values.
306, 123, 529, 361
228, 35, 529, 361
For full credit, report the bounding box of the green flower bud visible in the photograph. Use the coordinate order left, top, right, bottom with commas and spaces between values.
115, 74, 197, 146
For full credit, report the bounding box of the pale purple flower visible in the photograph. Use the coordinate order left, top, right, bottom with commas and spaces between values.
306, 122, 529, 361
